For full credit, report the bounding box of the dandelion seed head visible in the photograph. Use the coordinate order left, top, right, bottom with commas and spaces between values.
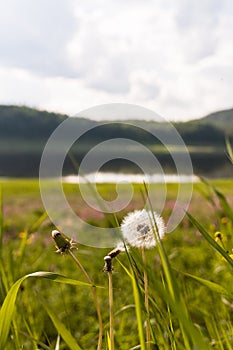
120, 209, 165, 249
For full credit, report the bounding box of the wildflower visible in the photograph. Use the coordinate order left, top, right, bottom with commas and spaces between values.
19, 231, 27, 239
209, 223, 216, 232
221, 216, 229, 224
18, 231, 32, 245
214, 231, 223, 242
120, 209, 165, 249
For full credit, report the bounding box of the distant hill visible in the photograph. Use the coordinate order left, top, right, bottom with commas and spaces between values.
0, 105, 95, 139
0, 104, 227, 146
197, 108, 233, 134
0, 105, 67, 139
0, 104, 232, 177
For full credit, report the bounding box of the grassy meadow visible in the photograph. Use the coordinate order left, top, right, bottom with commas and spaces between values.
0, 178, 233, 349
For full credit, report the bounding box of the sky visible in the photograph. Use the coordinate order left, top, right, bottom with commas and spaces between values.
0, 0, 232, 122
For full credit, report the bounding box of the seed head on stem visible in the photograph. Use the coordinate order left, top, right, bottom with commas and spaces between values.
51, 230, 78, 254
51, 229, 103, 350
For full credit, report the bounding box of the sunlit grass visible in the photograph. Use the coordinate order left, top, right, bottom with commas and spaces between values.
0, 178, 233, 348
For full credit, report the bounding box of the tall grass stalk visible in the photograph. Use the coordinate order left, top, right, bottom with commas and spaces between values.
0, 185, 5, 292
0, 185, 2, 253
117, 255, 147, 349
0, 186, 22, 350
0, 271, 92, 349
131, 267, 146, 350
226, 138, 233, 164
200, 176, 233, 222
68, 250, 103, 350
142, 183, 209, 349
186, 212, 233, 268
141, 247, 150, 350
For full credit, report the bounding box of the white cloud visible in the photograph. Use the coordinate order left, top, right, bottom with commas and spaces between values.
0, 0, 232, 121
0, 0, 76, 76
0, 67, 49, 106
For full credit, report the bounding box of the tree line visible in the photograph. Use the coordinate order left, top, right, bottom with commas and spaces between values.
0, 105, 227, 145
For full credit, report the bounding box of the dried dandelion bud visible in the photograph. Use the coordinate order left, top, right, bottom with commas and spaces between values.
103, 255, 113, 273
52, 230, 72, 254
107, 248, 123, 259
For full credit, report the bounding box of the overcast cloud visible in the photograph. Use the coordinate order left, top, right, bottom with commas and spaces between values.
0, 0, 232, 121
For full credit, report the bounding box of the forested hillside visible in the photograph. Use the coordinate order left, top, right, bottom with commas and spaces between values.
0, 105, 232, 177
0, 105, 228, 144
198, 108, 233, 133
0, 105, 67, 139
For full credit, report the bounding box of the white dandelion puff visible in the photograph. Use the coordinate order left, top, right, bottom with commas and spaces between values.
120, 209, 165, 249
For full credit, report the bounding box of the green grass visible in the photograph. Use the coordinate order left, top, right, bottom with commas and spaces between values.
0, 178, 233, 349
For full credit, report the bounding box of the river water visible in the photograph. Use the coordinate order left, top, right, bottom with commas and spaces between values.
63, 172, 199, 184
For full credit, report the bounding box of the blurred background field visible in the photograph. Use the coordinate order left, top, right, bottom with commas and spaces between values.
0, 178, 233, 349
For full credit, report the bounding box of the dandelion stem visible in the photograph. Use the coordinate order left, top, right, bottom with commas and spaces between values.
104, 255, 115, 350
68, 250, 103, 350
142, 247, 150, 350
108, 270, 114, 350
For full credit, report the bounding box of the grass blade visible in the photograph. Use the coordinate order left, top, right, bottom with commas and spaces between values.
42, 301, 82, 350
29, 211, 48, 233
213, 188, 233, 222
55, 334, 61, 350
186, 211, 233, 267
200, 177, 233, 222
0, 185, 2, 253
131, 267, 146, 350
30, 271, 94, 287
0, 274, 27, 349
226, 138, 233, 164
117, 258, 146, 349
0, 271, 96, 348
142, 183, 209, 349
182, 271, 233, 298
